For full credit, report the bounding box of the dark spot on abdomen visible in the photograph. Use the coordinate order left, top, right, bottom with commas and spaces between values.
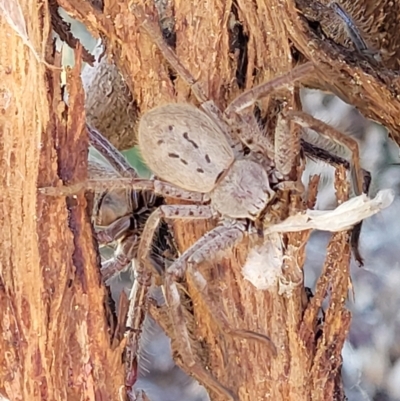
183, 132, 199, 148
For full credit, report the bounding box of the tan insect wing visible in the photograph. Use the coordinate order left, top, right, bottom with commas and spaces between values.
138, 103, 234, 193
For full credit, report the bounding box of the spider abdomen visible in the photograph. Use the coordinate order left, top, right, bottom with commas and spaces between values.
138, 103, 234, 193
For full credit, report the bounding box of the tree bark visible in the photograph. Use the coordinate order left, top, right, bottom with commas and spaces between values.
1, 0, 393, 400
0, 3, 124, 400
58, 0, 400, 146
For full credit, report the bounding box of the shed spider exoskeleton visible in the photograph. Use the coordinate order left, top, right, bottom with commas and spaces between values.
88, 125, 163, 282
42, 5, 373, 401
87, 125, 183, 394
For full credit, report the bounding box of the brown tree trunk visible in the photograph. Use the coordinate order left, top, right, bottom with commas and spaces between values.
0, 2, 124, 400
58, 1, 353, 400
1, 0, 394, 401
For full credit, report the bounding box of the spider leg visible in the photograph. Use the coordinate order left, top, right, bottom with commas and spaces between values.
273, 110, 300, 177
130, 3, 245, 155
96, 205, 157, 281
97, 215, 132, 244
301, 138, 371, 195
301, 139, 372, 266
125, 204, 215, 390
131, 2, 314, 161
222, 66, 313, 158
222, 66, 313, 161
147, 296, 238, 401
163, 222, 277, 355
289, 111, 363, 196
86, 128, 146, 280
100, 233, 139, 281
87, 124, 139, 178
40, 176, 206, 204
268, 109, 369, 265
130, 3, 208, 104
161, 222, 275, 401
224, 63, 313, 115
127, 204, 215, 327
128, 207, 274, 400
